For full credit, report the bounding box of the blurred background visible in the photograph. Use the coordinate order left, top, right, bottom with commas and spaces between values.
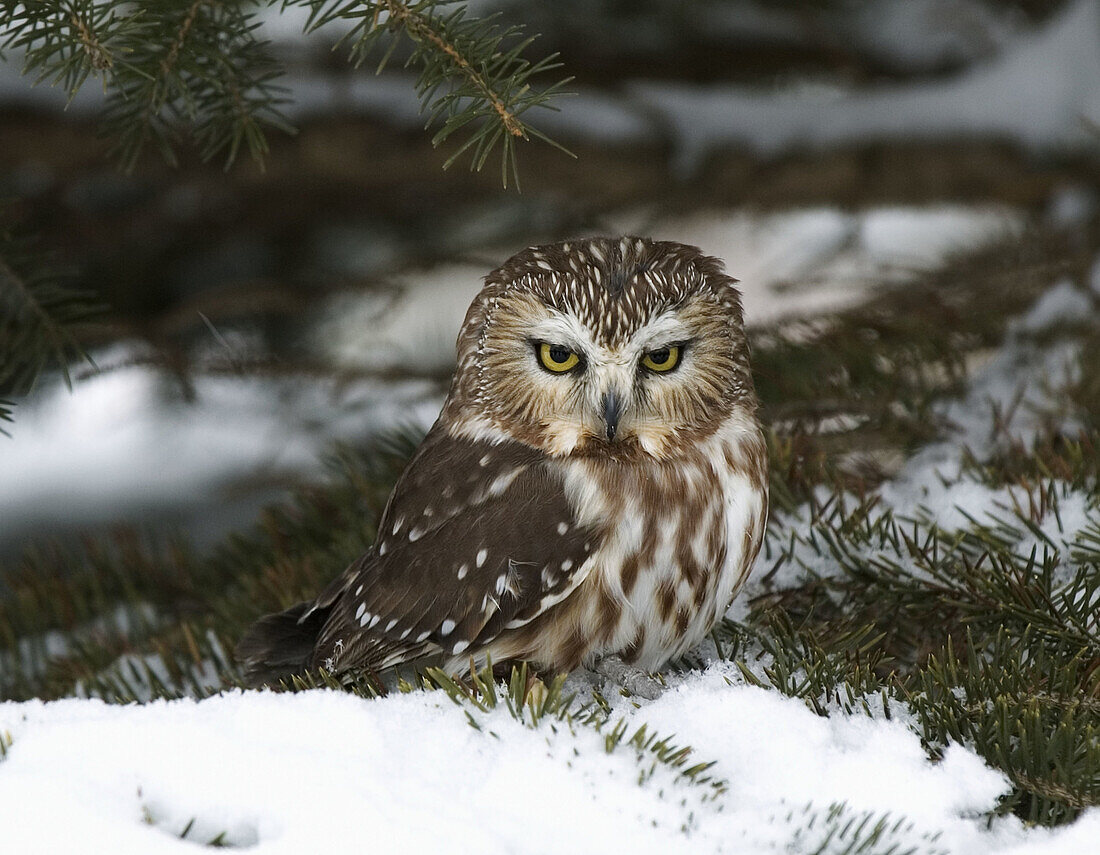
1, 0, 1098, 562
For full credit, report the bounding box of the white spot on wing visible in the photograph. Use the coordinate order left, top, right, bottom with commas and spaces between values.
476, 549, 488, 568
486, 467, 524, 497
440, 619, 456, 636
457, 564, 469, 580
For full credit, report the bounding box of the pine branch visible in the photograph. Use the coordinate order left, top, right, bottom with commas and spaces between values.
97, 0, 292, 170
287, 0, 572, 187
1, 0, 133, 93
0, 1, 571, 182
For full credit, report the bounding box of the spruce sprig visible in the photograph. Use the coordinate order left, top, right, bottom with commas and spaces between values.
283, 0, 572, 187
0, 1, 570, 180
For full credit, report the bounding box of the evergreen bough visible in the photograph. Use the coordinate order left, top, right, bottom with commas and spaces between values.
0, 1, 568, 177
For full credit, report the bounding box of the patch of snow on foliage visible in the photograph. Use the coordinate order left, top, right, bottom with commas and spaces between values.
763, 275, 1098, 595
1015, 280, 1096, 334
842, 0, 1018, 71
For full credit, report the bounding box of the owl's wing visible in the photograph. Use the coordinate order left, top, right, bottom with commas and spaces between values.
309, 425, 595, 674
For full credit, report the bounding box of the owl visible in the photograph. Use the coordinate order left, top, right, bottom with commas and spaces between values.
237, 237, 768, 692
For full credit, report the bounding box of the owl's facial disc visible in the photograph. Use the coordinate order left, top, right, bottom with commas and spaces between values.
519, 309, 709, 457
448, 239, 752, 461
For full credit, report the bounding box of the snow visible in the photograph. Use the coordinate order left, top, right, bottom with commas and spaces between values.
1014, 279, 1096, 333
841, 0, 1017, 72
316, 264, 489, 374
262, 0, 1100, 170
4, 603, 158, 683
6, 276, 1097, 850
2, 4, 1097, 849
700, 0, 1020, 74
1046, 184, 1099, 230
1, 666, 1094, 854
854, 273, 1097, 554
630, 0, 1100, 171
0, 349, 442, 549
654, 205, 1024, 327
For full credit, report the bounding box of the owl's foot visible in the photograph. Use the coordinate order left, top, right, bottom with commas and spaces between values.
594, 654, 664, 700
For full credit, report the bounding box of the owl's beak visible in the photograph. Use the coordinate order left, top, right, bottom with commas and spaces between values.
602, 390, 623, 442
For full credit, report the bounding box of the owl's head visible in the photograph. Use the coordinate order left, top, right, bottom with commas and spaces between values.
445, 237, 757, 460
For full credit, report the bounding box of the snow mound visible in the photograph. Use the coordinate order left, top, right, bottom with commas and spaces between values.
2, 669, 1094, 854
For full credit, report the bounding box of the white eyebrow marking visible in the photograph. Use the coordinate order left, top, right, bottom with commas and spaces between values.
631, 312, 691, 352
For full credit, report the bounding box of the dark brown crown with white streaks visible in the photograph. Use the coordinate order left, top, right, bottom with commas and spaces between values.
466, 235, 745, 348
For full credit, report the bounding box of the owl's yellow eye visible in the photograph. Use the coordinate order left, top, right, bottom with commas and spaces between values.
538, 342, 581, 373
641, 345, 681, 373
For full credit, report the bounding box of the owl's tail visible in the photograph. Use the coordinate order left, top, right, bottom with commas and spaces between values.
235, 601, 331, 687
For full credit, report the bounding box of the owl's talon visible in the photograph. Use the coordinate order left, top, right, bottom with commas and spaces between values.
594, 654, 664, 701
523, 674, 549, 707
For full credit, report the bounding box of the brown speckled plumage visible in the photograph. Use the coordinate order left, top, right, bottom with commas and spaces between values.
237, 236, 768, 685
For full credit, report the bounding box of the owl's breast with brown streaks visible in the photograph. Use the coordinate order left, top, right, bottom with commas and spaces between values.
487, 416, 767, 674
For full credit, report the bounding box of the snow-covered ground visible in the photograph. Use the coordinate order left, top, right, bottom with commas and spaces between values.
2, 665, 1098, 854
630, 0, 1100, 171
0, 669, 1091, 853
318, 204, 1026, 371
0, 351, 442, 553
0, 0, 1093, 552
